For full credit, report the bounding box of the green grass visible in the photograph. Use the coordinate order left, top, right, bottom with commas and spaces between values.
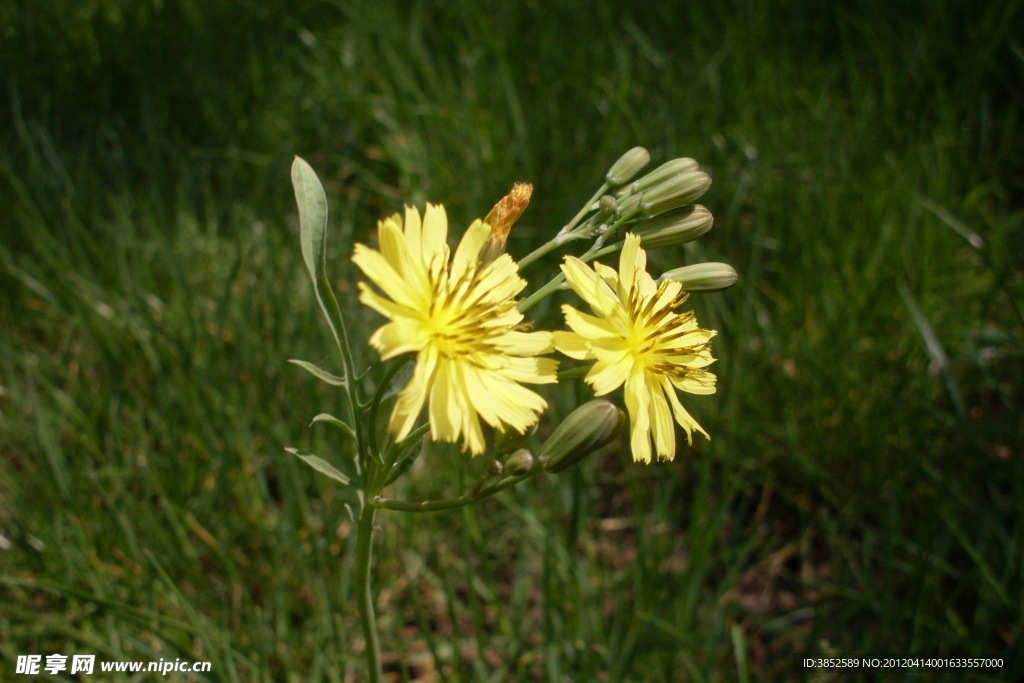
2, 0, 1022, 680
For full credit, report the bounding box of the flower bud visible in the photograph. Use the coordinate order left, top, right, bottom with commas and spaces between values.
633, 205, 713, 248
598, 194, 618, 217
605, 147, 650, 187
658, 262, 738, 292
540, 400, 625, 473
640, 171, 711, 216
615, 193, 643, 219
623, 157, 700, 196
504, 449, 536, 475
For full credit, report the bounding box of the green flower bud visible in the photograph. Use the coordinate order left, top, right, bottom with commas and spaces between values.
624, 157, 700, 196
541, 400, 625, 473
598, 194, 618, 217
633, 205, 713, 248
504, 449, 536, 475
615, 193, 643, 219
640, 171, 712, 216
606, 146, 651, 187
658, 262, 738, 292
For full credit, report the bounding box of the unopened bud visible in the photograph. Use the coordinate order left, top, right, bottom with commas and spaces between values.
541, 400, 625, 473
634, 205, 714, 248
487, 459, 504, 476
504, 449, 536, 475
623, 157, 700, 196
605, 147, 650, 187
615, 193, 643, 219
659, 262, 738, 292
640, 171, 711, 216
598, 195, 618, 217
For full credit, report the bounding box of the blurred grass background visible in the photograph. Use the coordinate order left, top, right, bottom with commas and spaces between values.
1, 0, 1022, 680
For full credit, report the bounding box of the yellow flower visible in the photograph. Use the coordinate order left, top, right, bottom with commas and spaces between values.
353, 203, 557, 455
553, 233, 716, 463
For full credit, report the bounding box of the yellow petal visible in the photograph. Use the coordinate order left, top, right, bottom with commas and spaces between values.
561, 256, 619, 318
649, 381, 676, 460
585, 353, 632, 395
624, 369, 652, 464
552, 331, 592, 360
390, 347, 437, 440
493, 330, 554, 356
368, 321, 425, 359
352, 244, 422, 309
451, 218, 489, 283
421, 203, 449, 264
562, 304, 621, 340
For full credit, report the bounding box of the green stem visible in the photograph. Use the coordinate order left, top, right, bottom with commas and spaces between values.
518, 273, 567, 313
558, 183, 610, 236
516, 232, 586, 270
371, 472, 536, 512
354, 502, 383, 683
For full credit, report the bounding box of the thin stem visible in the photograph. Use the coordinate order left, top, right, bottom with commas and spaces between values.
322, 273, 366, 464
354, 502, 383, 683
558, 183, 610, 236
517, 273, 567, 313
371, 471, 537, 512
516, 232, 586, 270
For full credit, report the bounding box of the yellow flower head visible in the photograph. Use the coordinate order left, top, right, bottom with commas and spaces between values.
353, 203, 557, 455
553, 233, 716, 463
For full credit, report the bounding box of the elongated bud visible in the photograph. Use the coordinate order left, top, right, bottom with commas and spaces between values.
640, 171, 711, 216
483, 182, 533, 261
623, 157, 700, 196
540, 400, 625, 473
504, 449, 537, 475
633, 205, 713, 248
606, 147, 650, 187
659, 262, 738, 292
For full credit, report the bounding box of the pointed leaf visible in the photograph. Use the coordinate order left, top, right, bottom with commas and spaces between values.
288, 359, 346, 386
285, 448, 351, 485
292, 156, 329, 286
291, 156, 344, 363
311, 413, 356, 440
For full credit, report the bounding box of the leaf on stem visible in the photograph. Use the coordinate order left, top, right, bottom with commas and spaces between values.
310, 413, 357, 441
285, 448, 352, 486
287, 359, 345, 386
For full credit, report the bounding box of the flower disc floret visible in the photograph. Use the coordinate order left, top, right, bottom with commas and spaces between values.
553, 233, 716, 463
353, 203, 557, 455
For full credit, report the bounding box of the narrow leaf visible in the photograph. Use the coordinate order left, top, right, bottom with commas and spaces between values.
310, 413, 356, 440
291, 156, 344, 360
288, 359, 345, 386
285, 448, 351, 485
292, 156, 329, 286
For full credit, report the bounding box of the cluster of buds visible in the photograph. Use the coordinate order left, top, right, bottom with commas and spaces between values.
598, 146, 717, 248
592, 147, 736, 290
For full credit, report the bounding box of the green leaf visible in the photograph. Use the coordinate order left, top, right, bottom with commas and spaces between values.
291, 156, 329, 286
310, 413, 356, 440
285, 448, 351, 486
291, 156, 344, 367
287, 359, 345, 386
